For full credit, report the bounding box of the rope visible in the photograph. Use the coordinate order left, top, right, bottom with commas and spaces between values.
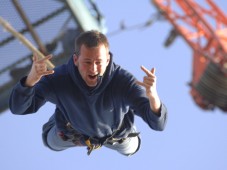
0, 16, 55, 69
0, 5, 67, 47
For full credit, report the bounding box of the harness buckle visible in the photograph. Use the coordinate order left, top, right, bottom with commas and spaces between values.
85, 138, 101, 155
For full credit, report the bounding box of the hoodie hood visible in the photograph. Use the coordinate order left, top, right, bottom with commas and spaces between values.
67, 53, 118, 96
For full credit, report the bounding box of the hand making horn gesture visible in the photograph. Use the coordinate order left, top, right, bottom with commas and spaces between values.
25, 54, 55, 87
137, 66, 161, 114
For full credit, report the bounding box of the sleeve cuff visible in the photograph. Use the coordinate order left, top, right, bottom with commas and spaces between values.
17, 76, 34, 96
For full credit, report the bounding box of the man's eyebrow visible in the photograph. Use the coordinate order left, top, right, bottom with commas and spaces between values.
83, 58, 92, 61
83, 58, 103, 61
96, 59, 103, 61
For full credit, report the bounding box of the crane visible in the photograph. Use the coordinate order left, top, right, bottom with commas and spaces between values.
151, 0, 227, 112
0, 0, 106, 114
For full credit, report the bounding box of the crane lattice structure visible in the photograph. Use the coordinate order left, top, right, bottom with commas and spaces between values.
152, 0, 227, 111
0, 0, 106, 114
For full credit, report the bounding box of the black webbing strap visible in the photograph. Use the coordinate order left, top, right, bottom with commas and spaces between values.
65, 122, 140, 155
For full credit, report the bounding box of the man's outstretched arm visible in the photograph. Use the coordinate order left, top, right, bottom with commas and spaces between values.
9, 54, 54, 115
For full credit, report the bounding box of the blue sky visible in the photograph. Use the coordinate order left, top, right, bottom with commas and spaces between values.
0, 0, 227, 170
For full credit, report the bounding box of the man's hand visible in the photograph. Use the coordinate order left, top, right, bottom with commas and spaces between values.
25, 54, 54, 87
136, 66, 161, 114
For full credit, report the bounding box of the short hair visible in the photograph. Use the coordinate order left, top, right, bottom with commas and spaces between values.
74, 30, 109, 56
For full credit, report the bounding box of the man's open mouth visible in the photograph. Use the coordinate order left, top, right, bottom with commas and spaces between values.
88, 74, 98, 80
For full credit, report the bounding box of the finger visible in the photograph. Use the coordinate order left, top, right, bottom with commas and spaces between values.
33, 53, 38, 62
136, 80, 146, 87
143, 77, 155, 85
140, 65, 154, 77
136, 80, 151, 88
35, 54, 52, 64
136, 81, 152, 90
36, 69, 54, 76
42, 70, 55, 76
151, 67, 155, 74
37, 54, 53, 63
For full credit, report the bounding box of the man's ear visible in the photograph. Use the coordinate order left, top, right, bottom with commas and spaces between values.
73, 53, 79, 66
107, 53, 110, 64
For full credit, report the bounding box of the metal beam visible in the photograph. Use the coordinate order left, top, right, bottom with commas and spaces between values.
12, 0, 48, 54
65, 0, 106, 33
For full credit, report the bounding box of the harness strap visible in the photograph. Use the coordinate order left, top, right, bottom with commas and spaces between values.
62, 122, 140, 155
105, 132, 140, 145
85, 138, 101, 155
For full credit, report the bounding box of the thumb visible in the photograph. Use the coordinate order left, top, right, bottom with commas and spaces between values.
32, 53, 38, 62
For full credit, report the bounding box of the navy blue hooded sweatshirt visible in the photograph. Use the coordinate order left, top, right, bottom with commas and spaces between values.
9, 54, 167, 140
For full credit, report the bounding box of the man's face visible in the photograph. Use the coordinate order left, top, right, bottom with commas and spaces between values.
73, 44, 110, 87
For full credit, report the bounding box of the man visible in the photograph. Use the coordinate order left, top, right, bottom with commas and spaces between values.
9, 30, 167, 156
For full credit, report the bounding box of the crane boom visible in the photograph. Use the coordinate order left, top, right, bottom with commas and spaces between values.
152, 0, 227, 111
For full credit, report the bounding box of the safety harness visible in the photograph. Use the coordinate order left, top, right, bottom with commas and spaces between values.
58, 122, 139, 155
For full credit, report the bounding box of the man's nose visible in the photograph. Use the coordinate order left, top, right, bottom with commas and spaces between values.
90, 63, 97, 72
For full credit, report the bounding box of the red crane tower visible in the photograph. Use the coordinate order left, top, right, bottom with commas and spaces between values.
152, 0, 227, 112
